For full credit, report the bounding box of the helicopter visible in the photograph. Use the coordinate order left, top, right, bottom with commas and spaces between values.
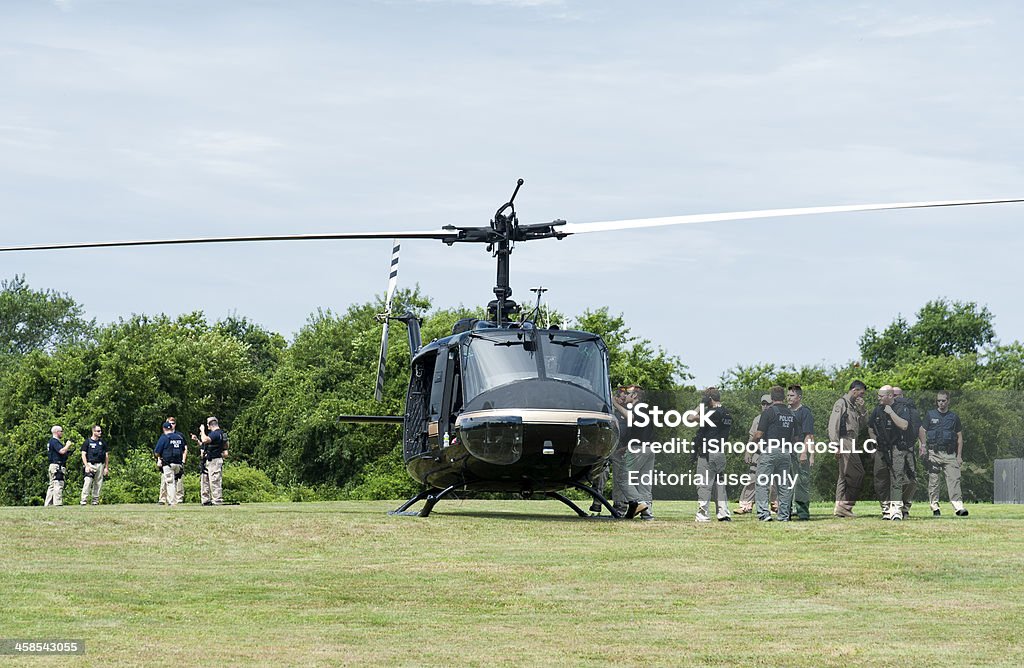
2, 181, 1022, 517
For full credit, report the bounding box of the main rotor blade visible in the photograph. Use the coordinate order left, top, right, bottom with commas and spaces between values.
558, 198, 1024, 234
0, 229, 455, 253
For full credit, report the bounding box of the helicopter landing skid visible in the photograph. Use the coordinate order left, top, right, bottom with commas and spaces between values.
545, 491, 590, 517
566, 480, 622, 519
388, 481, 622, 519
387, 485, 459, 517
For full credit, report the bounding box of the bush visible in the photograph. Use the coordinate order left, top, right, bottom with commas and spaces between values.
342, 449, 418, 500
100, 448, 162, 504
221, 461, 286, 504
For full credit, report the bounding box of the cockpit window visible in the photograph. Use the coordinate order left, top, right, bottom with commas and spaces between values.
461, 330, 609, 403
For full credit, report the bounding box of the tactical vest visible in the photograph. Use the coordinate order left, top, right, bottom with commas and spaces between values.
871, 404, 909, 450
925, 410, 959, 454
762, 404, 797, 451
84, 439, 106, 464
895, 398, 921, 449
695, 405, 732, 455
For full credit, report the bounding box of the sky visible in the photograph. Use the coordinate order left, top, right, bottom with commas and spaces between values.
2, 0, 1022, 386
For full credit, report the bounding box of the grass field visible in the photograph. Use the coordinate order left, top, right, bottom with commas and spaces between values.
3, 500, 1023, 667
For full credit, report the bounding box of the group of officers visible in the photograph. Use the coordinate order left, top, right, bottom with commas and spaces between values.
598, 382, 968, 522
42, 415, 229, 507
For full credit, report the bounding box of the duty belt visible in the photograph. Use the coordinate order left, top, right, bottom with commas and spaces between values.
928, 443, 956, 454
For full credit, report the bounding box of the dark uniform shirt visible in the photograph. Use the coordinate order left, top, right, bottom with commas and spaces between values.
48, 437, 68, 465
925, 409, 962, 453
869, 403, 911, 450
82, 437, 108, 464
895, 397, 921, 449
155, 432, 187, 465
694, 405, 733, 456
757, 403, 797, 451
205, 429, 226, 460
791, 404, 815, 440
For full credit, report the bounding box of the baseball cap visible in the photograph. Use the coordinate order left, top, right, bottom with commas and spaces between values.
760, 394, 771, 404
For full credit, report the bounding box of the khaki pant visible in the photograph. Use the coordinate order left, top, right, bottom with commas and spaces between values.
202, 457, 224, 505
81, 463, 105, 504
790, 453, 811, 519
927, 450, 964, 512
695, 453, 731, 520
834, 438, 864, 512
738, 453, 776, 510
161, 464, 184, 506
756, 449, 793, 520
902, 451, 917, 514
45, 464, 66, 506
158, 461, 169, 504
873, 447, 908, 518
609, 447, 651, 511
874, 448, 916, 514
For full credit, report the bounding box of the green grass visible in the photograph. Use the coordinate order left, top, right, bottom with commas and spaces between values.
2, 501, 1023, 667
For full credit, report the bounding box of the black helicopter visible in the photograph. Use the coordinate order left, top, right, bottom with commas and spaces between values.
2, 182, 1021, 517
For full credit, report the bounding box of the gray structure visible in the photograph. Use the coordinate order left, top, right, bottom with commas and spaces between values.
994, 459, 1024, 504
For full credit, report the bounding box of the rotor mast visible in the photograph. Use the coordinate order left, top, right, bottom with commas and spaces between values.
489, 178, 524, 326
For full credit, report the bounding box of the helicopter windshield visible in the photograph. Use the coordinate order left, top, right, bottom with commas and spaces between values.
461, 330, 610, 405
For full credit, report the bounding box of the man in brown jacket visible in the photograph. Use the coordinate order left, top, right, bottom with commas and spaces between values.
829, 380, 867, 517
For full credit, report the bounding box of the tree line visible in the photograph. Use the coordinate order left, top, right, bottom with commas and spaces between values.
2, 274, 1020, 505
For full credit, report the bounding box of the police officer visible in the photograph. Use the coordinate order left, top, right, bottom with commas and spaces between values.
787, 385, 815, 521
693, 387, 733, 522
587, 459, 610, 516
867, 385, 910, 520
752, 385, 798, 521
44, 425, 74, 506
156, 416, 179, 504
892, 387, 924, 518
197, 416, 228, 506
154, 421, 188, 507
610, 386, 653, 519
80, 425, 109, 505
923, 391, 967, 517
736, 394, 771, 514
829, 380, 868, 517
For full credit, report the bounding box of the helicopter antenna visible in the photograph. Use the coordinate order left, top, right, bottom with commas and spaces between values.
488, 178, 525, 327
529, 286, 550, 328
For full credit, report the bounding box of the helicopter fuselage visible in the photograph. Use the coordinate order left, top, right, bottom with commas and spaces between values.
401, 321, 619, 494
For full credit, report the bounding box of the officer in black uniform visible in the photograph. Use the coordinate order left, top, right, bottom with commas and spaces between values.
611, 386, 653, 519
197, 417, 228, 505
79, 425, 109, 505
892, 387, 923, 518
693, 387, 733, 522
752, 385, 798, 521
44, 425, 74, 506
867, 385, 910, 520
154, 421, 188, 507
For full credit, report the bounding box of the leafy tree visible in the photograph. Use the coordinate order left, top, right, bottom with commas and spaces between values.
0, 312, 264, 503
0, 275, 93, 357
232, 288, 438, 491
859, 299, 994, 370
573, 307, 691, 391
215, 315, 287, 377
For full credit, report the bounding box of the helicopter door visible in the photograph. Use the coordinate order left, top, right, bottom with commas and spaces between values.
403, 356, 434, 460
427, 346, 460, 449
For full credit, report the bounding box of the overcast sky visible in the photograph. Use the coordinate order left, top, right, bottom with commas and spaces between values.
2, 0, 1022, 385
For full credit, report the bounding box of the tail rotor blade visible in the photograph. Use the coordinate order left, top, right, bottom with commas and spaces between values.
374, 319, 390, 402
374, 240, 400, 402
